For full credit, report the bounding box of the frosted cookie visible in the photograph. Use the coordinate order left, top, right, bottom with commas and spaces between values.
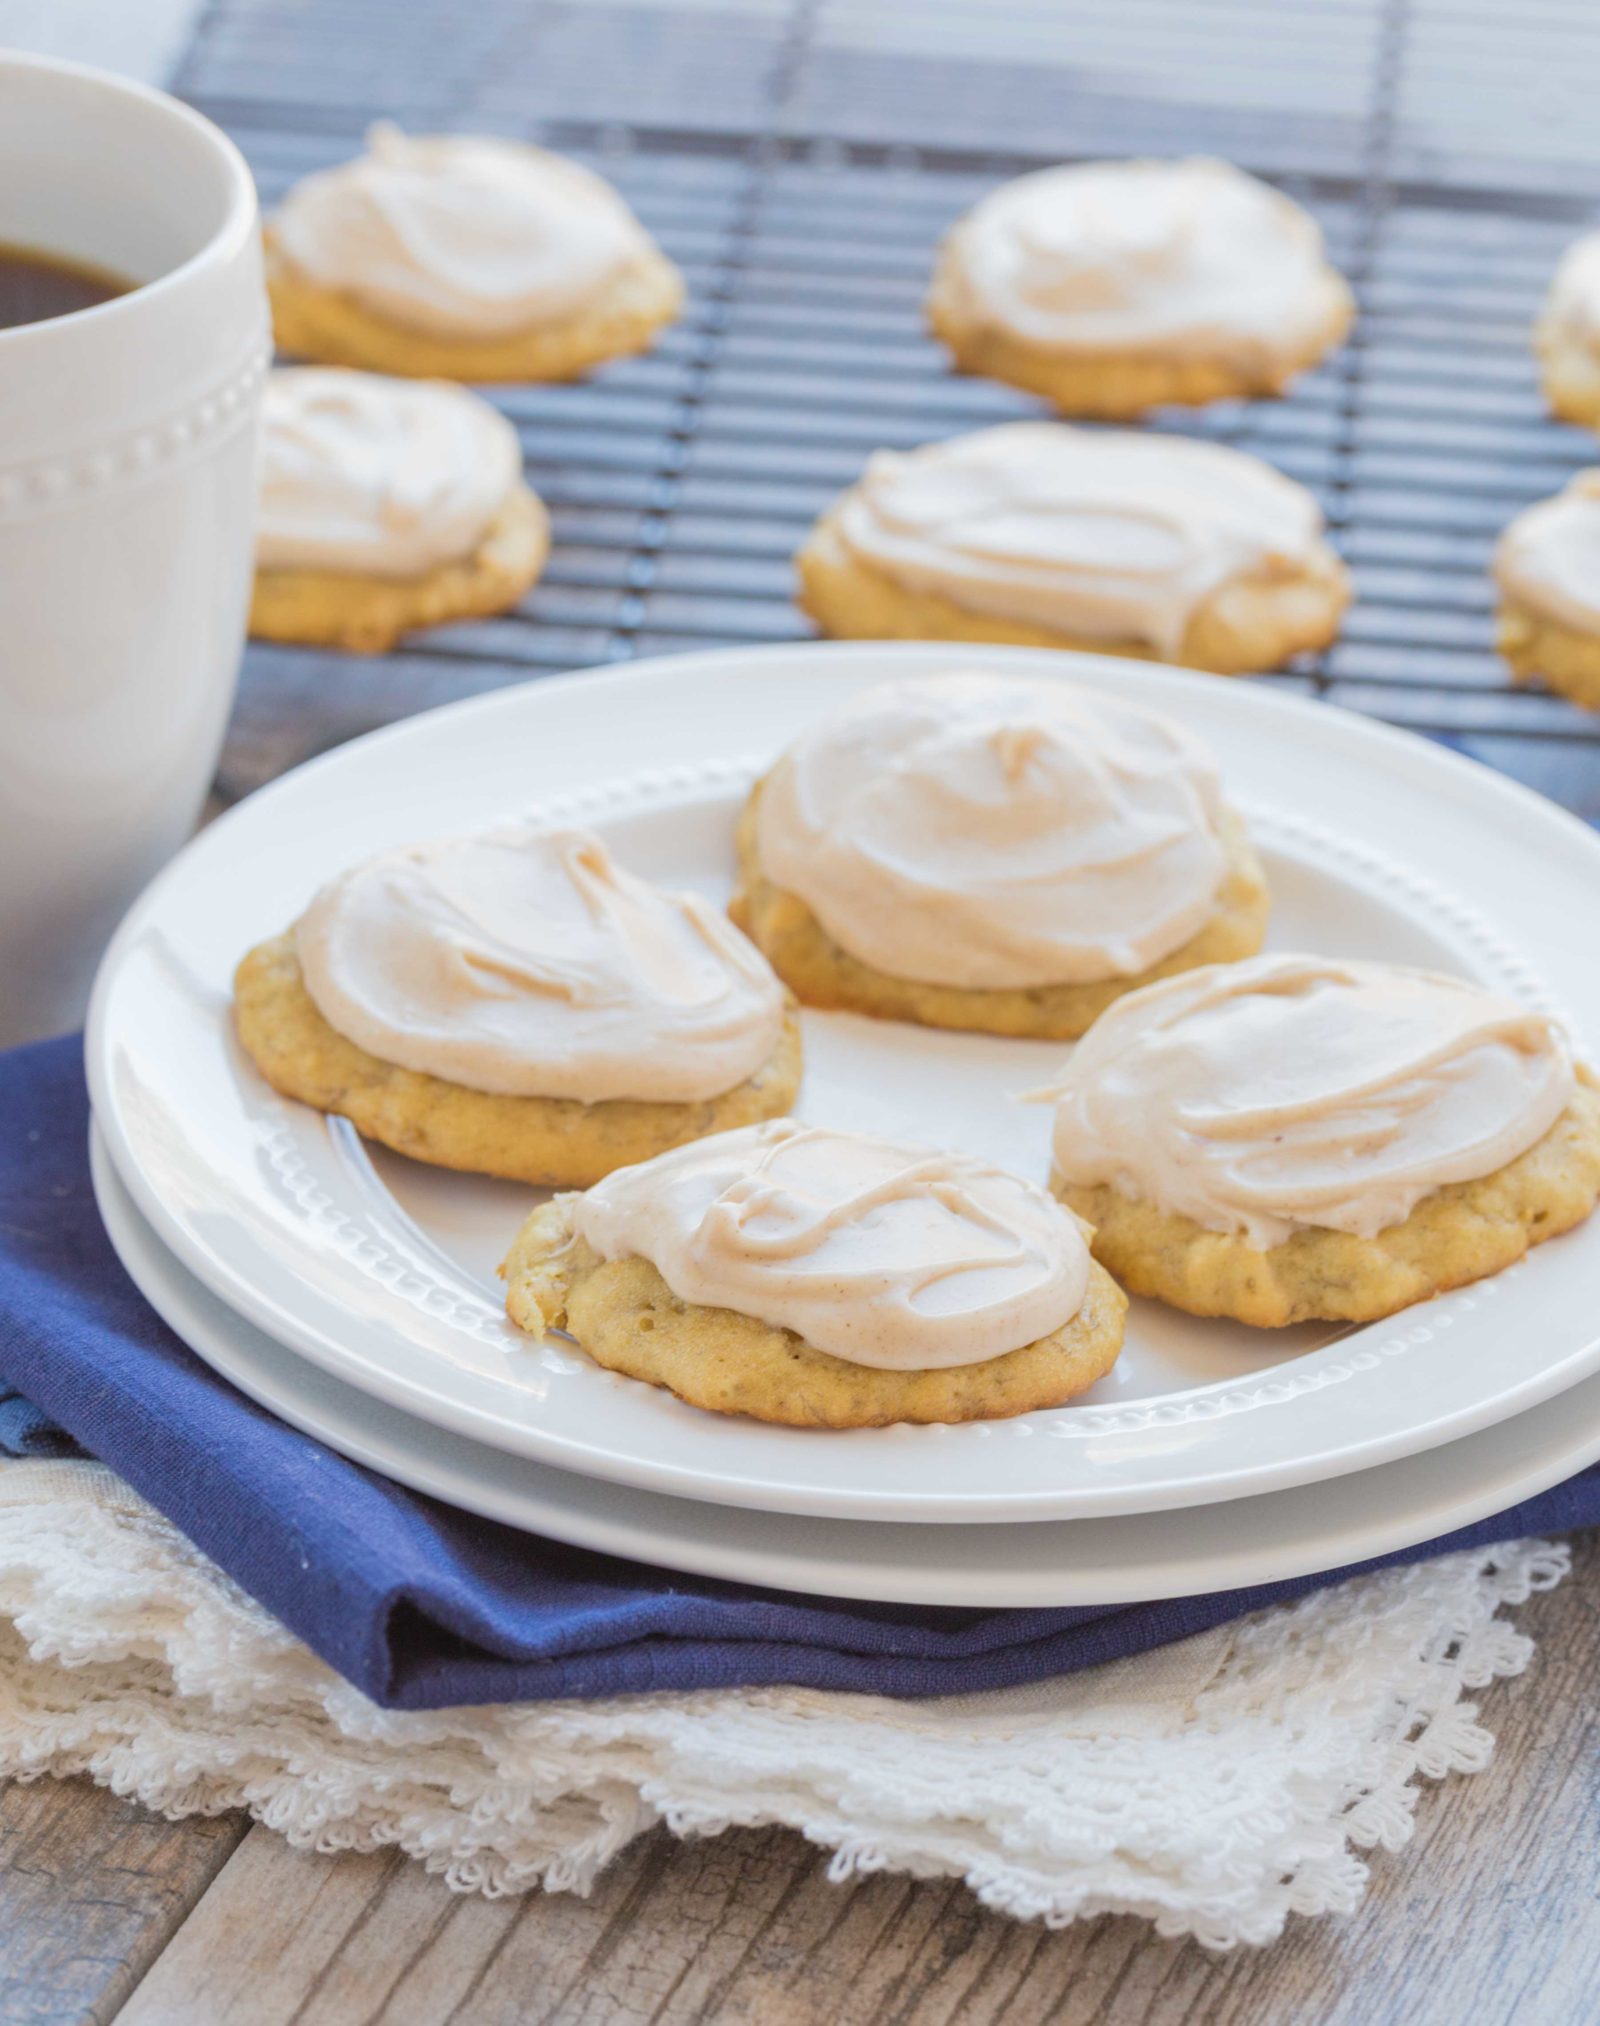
1535, 235, 1600, 427
250, 368, 549, 654
1493, 472, 1600, 712
728, 670, 1269, 1039
1041, 955, 1600, 1327
796, 423, 1348, 674
501, 1120, 1127, 1427
928, 158, 1353, 417
266, 124, 683, 381
234, 826, 802, 1187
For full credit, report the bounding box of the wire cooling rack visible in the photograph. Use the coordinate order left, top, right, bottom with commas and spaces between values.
178, 0, 1600, 822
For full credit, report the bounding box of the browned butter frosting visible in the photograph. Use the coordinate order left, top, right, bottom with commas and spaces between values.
1494, 472, 1600, 634
1041, 955, 1574, 1246
576, 1119, 1092, 1370
297, 825, 785, 1103
754, 671, 1233, 990
830, 423, 1331, 657
273, 124, 656, 338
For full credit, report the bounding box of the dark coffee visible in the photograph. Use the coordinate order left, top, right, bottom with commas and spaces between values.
0, 242, 131, 330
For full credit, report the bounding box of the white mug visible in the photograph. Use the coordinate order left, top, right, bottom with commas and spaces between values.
0, 53, 267, 1047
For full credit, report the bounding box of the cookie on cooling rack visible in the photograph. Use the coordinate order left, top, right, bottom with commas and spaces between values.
1534, 233, 1600, 428
500, 1119, 1127, 1427
728, 669, 1269, 1040
1493, 471, 1600, 713
266, 124, 683, 382
927, 157, 1353, 418
250, 368, 549, 655
795, 422, 1349, 675
234, 825, 801, 1187
1041, 953, 1600, 1328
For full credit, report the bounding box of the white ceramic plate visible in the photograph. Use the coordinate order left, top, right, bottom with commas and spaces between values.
88, 643, 1600, 1524
91, 1119, 1600, 1608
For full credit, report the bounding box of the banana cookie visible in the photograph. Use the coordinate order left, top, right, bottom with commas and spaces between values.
796, 423, 1349, 674
501, 1119, 1127, 1427
729, 669, 1269, 1039
1534, 233, 1600, 428
1042, 954, 1600, 1327
250, 368, 549, 654
1493, 472, 1600, 713
235, 826, 802, 1187
266, 124, 682, 381
928, 157, 1353, 418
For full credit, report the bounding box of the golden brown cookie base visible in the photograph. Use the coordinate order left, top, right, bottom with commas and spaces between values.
249, 483, 551, 655
1536, 336, 1600, 429
728, 783, 1269, 1041
233, 932, 803, 1188
1055, 1075, 1600, 1328
926, 260, 1354, 418
265, 235, 684, 381
1497, 598, 1600, 713
501, 1199, 1127, 1426
794, 509, 1350, 676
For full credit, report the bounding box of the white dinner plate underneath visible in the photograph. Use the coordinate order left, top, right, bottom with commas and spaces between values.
88, 643, 1600, 1524
91, 1122, 1600, 1609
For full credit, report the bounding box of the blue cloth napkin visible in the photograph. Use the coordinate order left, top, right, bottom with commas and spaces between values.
4, 1034, 1598, 1712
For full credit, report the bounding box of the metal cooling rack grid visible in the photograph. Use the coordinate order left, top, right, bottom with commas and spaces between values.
179, 0, 1600, 823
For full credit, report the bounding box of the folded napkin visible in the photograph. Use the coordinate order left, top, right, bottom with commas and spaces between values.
0, 1454, 1565, 1944
4, 1034, 1599, 1712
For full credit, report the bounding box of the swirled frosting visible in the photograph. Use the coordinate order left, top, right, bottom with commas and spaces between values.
941, 157, 1347, 366
831, 423, 1330, 657
296, 826, 786, 1103
257, 368, 523, 579
754, 671, 1231, 990
1538, 233, 1600, 355
1494, 472, 1600, 633
1042, 955, 1574, 1247
272, 123, 656, 337
575, 1120, 1091, 1370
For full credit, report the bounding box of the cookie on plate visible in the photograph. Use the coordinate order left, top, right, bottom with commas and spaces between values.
795, 423, 1349, 675
266, 124, 683, 382
501, 1119, 1127, 1427
250, 368, 549, 654
1493, 472, 1600, 712
1534, 233, 1600, 427
1042, 953, 1600, 1327
728, 669, 1269, 1039
927, 157, 1353, 418
234, 825, 802, 1187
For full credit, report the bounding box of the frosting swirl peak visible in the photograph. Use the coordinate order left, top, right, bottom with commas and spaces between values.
296, 826, 786, 1103
1043, 955, 1574, 1246
942, 157, 1347, 366
575, 1120, 1092, 1370
257, 368, 523, 579
754, 672, 1231, 989
832, 424, 1330, 657
272, 124, 656, 338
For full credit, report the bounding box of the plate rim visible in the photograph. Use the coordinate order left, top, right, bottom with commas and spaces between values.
89, 1118, 1600, 1610
86, 640, 1600, 1523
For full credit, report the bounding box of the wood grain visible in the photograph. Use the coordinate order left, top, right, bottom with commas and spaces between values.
25, 1530, 1582, 2026
0, 1778, 245, 2026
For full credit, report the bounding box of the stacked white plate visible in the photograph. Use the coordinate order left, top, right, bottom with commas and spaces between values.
86, 643, 1600, 1607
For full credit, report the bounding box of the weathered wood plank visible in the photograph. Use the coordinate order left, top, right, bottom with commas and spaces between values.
0, 1779, 246, 2026
79, 1532, 1600, 2026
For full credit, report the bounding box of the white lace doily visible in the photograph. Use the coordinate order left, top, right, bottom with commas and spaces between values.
0, 1457, 1565, 1948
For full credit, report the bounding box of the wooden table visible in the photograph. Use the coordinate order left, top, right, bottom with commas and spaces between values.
2, 1533, 1596, 2025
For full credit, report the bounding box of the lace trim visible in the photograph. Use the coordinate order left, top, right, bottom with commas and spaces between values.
0, 1458, 1565, 1948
